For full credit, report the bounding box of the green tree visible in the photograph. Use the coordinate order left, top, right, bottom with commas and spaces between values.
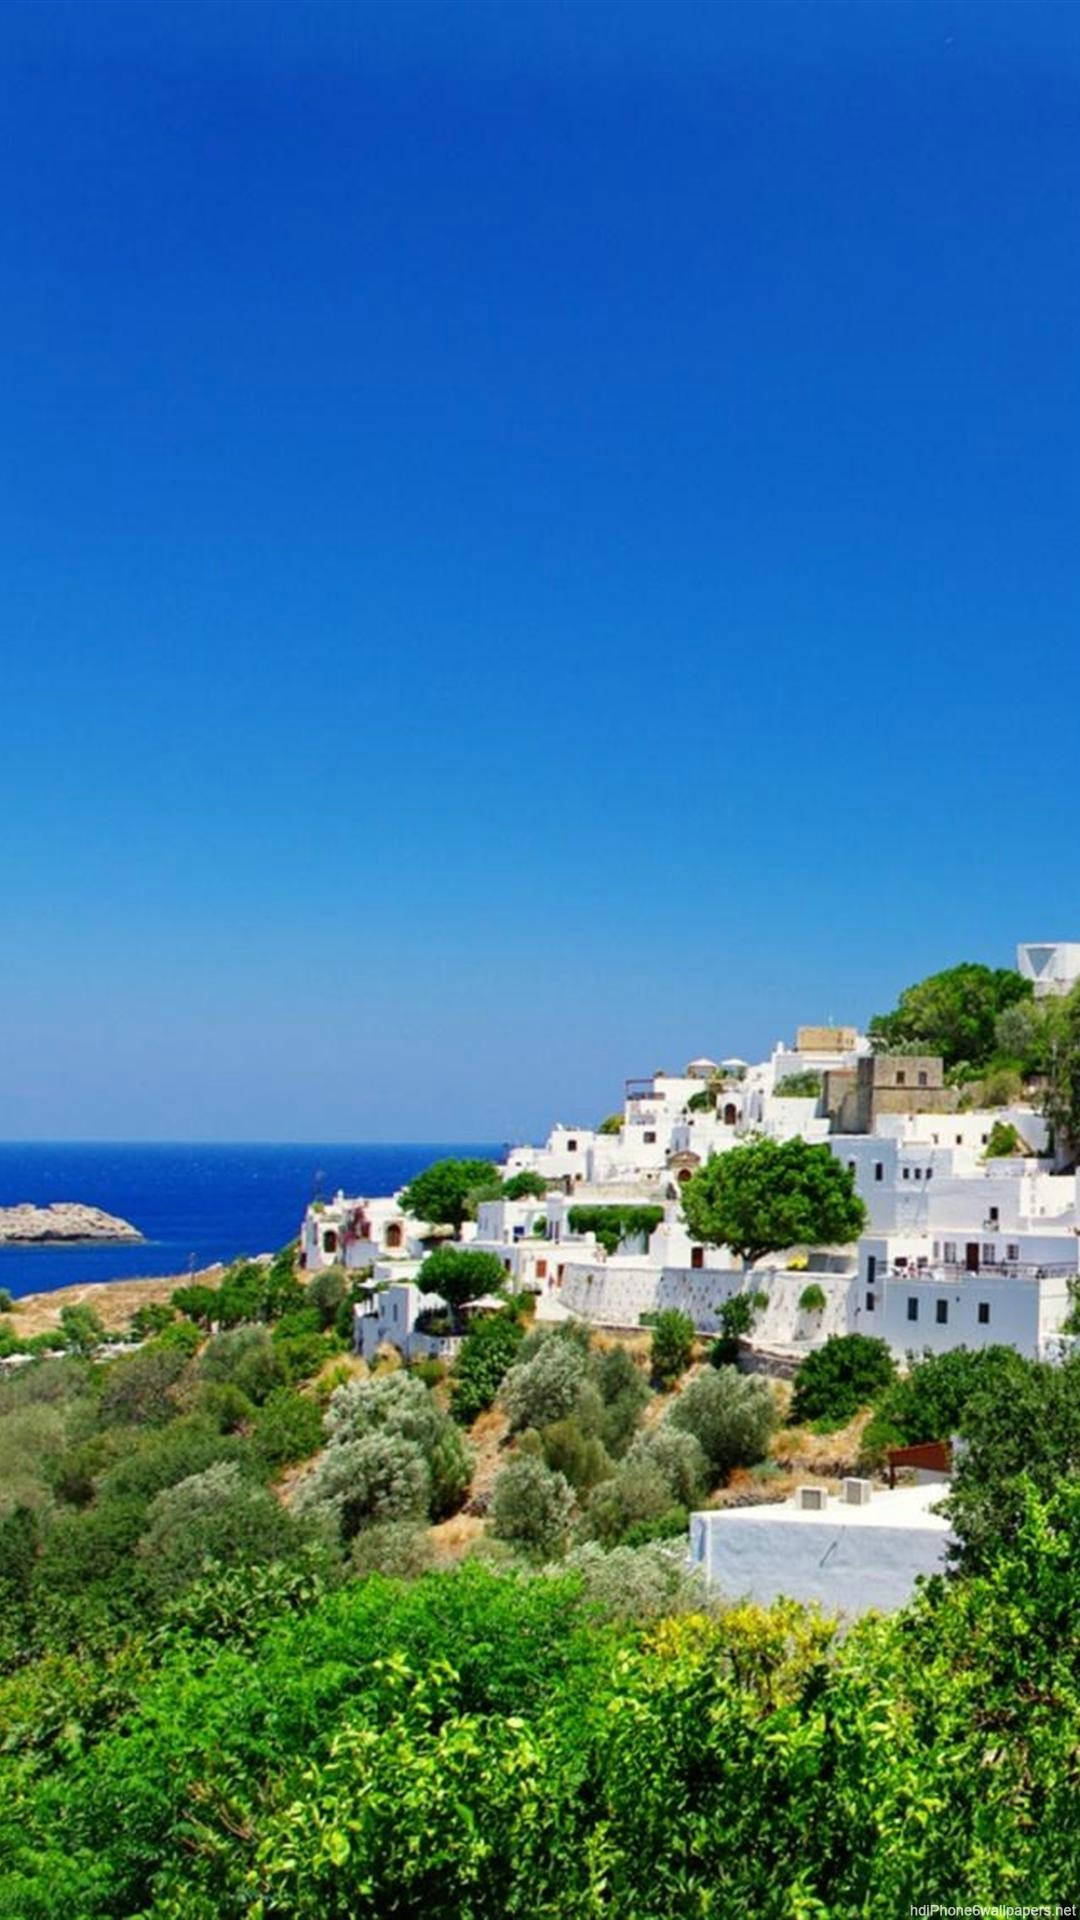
491, 1454, 575, 1558
984, 1119, 1020, 1158
415, 1245, 508, 1310
681, 1138, 866, 1265
1044, 978, 1080, 1158
667, 1365, 776, 1482
450, 1309, 525, 1424
947, 1351, 1080, 1570
597, 1112, 624, 1134
649, 1309, 695, 1389
868, 961, 1032, 1071
790, 1333, 896, 1426
304, 1265, 348, 1329
58, 1304, 105, 1355
501, 1170, 548, 1200
709, 1290, 769, 1367
501, 1334, 588, 1433
400, 1157, 500, 1230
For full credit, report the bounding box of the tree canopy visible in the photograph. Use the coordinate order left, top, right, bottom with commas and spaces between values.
415, 1245, 508, 1310
868, 961, 1032, 1072
680, 1138, 866, 1264
400, 1157, 501, 1230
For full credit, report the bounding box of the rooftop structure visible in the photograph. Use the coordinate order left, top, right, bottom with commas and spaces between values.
1017, 941, 1080, 999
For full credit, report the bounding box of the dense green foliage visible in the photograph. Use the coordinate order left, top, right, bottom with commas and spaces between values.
649, 1307, 695, 1388
400, 1158, 501, 1229
868, 961, 1032, 1072
566, 1203, 665, 1254
668, 1364, 776, 1479
415, 1245, 508, 1310
797, 1282, 826, 1313
596, 1111, 624, 1134
681, 1138, 866, 1264
449, 1308, 525, 1423
772, 1069, 822, 1099
6, 1489, 1080, 1914
500, 1170, 549, 1200
708, 1290, 768, 1366
1044, 978, 1080, 1157
860, 1345, 1025, 1467
790, 1333, 897, 1426
984, 1119, 1020, 1157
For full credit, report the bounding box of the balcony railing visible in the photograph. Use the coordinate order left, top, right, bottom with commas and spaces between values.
885, 1261, 1076, 1282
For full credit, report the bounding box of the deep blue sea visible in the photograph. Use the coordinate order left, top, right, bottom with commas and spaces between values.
0, 1143, 503, 1298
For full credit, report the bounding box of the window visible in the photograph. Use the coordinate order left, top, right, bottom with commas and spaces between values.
536, 1259, 547, 1279
1006, 1243, 1020, 1262
874, 1162, 883, 1182
643, 1130, 656, 1144
865, 1290, 876, 1312
896, 1069, 906, 1086
918, 1070, 928, 1088
944, 1242, 956, 1264
978, 1301, 990, 1325
691, 1246, 704, 1270
914, 1167, 922, 1181
567, 1139, 578, 1152
866, 1254, 877, 1284
982, 1243, 995, 1265
503, 1258, 512, 1273
926, 1167, 933, 1181
902, 1167, 910, 1181
907, 1297, 919, 1322
988, 1207, 999, 1226
935, 1299, 948, 1325
956, 1134, 963, 1146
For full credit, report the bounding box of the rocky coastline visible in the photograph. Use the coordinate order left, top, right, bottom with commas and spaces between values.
0, 1202, 144, 1244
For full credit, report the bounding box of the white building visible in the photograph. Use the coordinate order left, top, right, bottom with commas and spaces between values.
689, 1478, 952, 1614
1017, 940, 1080, 999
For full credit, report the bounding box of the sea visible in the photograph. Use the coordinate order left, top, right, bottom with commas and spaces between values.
0, 1143, 504, 1299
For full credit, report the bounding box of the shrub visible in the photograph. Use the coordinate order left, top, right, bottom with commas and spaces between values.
128, 1301, 176, 1339
584, 1461, 673, 1547
790, 1334, 896, 1427
590, 1344, 650, 1457
350, 1522, 434, 1580
625, 1425, 709, 1507
253, 1388, 326, 1469
451, 1310, 526, 1424
650, 1309, 695, 1389
98, 1415, 245, 1504
567, 1205, 665, 1254
501, 1335, 588, 1433
709, 1290, 768, 1367
491, 1455, 575, 1559
295, 1434, 432, 1542
58, 1305, 105, 1354
171, 1284, 219, 1327
200, 1326, 285, 1406
668, 1365, 776, 1483
984, 1119, 1020, 1158
560, 1540, 707, 1620
860, 1345, 1031, 1468
773, 1071, 822, 1099
138, 1462, 305, 1605
798, 1283, 827, 1314
197, 1382, 256, 1433
324, 1371, 471, 1519
98, 1338, 192, 1427
401, 1157, 500, 1229
304, 1265, 348, 1329
539, 1416, 612, 1493
0, 1288, 13, 1312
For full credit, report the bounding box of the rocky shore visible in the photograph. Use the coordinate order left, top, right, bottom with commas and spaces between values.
0, 1202, 144, 1244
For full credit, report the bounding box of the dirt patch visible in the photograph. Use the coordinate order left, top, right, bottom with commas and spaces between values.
7, 1267, 226, 1338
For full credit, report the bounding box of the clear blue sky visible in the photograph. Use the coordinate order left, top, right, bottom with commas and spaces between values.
4, 2, 1079, 1143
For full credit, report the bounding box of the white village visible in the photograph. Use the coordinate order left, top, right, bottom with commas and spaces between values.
298, 940, 1080, 1611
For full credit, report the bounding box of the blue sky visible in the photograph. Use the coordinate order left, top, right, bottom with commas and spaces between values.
3, 2, 1079, 1142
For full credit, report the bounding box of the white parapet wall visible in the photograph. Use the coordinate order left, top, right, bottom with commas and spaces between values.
559, 1261, 858, 1344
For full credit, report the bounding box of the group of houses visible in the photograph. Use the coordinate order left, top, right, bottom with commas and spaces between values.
299, 941, 1080, 1372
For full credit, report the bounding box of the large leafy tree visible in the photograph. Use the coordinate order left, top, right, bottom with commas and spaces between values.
681, 1138, 866, 1265
868, 961, 1032, 1071
400, 1157, 500, 1230
415, 1245, 508, 1310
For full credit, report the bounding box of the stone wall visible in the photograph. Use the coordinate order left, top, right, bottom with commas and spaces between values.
559, 1262, 858, 1347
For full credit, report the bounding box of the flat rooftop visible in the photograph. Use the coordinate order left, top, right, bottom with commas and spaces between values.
693, 1481, 950, 1533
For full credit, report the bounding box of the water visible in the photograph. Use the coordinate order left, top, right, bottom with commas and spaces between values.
0, 1143, 504, 1298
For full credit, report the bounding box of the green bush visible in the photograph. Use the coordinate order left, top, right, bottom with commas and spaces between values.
58, 1304, 105, 1354
137, 1462, 305, 1606
323, 1372, 472, 1521
0, 1288, 14, 1312
790, 1334, 896, 1427
451, 1310, 526, 1424
501, 1170, 548, 1200
99, 1338, 192, 1427
650, 1309, 695, 1389
668, 1365, 776, 1483
773, 1070, 823, 1098
416, 1244, 508, 1310
501, 1334, 588, 1433
567, 1204, 665, 1254
200, 1326, 285, 1406
295, 1434, 432, 1542
584, 1459, 673, 1547
491, 1454, 575, 1559
253, 1388, 325, 1470
984, 1119, 1020, 1158
128, 1301, 175, 1339
798, 1283, 827, 1314
350, 1522, 434, 1580
539, 1415, 612, 1493
304, 1265, 348, 1329
625, 1425, 709, 1507
709, 1290, 768, 1366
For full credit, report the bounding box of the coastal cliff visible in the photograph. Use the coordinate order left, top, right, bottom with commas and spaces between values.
0, 1202, 144, 1243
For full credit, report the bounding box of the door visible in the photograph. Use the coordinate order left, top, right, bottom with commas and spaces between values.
965, 1242, 980, 1272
